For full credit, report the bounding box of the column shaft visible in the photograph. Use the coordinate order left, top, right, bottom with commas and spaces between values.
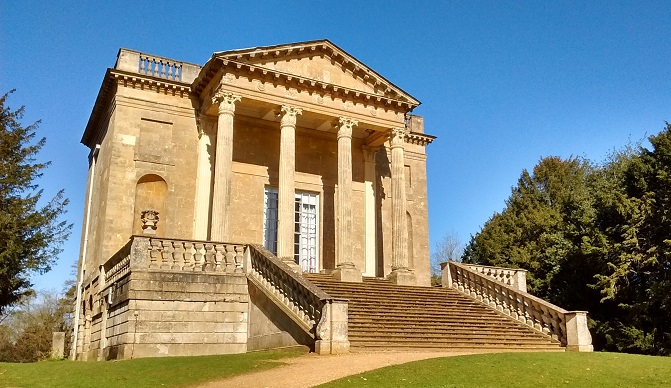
210, 92, 240, 242
277, 106, 302, 259
336, 117, 357, 267
390, 128, 408, 270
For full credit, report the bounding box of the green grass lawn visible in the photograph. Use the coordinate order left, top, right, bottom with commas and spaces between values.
0, 349, 302, 388
3, 351, 670, 388
316, 352, 671, 388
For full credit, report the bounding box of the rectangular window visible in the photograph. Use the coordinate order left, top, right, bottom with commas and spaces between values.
294, 192, 319, 273
263, 188, 319, 273
263, 187, 278, 255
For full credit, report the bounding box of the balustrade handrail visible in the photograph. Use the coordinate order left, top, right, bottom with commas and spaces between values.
115, 49, 201, 83
102, 239, 133, 286
246, 244, 337, 337
465, 264, 528, 272
446, 261, 570, 345
464, 263, 528, 291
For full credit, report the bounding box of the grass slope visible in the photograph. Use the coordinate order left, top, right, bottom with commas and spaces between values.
0, 349, 301, 388
317, 352, 671, 388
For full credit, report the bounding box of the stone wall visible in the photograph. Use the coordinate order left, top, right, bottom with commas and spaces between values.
80, 85, 199, 278
247, 280, 313, 351
104, 271, 249, 359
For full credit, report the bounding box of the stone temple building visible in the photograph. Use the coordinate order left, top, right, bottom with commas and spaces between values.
73, 40, 593, 360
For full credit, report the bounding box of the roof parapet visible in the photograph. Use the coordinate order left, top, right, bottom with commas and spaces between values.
115, 48, 201, 83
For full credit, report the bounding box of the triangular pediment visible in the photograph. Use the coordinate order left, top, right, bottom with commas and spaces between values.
213, 40, 419, 106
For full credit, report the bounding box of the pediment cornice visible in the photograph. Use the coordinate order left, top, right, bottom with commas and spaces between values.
193, 40, 420, 112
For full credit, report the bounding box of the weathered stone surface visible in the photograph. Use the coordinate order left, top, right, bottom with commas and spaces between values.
75, 41, 435, 360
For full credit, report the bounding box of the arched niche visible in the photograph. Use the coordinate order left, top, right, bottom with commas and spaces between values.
133, 174, 168, 236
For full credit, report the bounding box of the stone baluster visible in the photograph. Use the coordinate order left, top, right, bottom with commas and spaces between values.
183, 241, 193, 271
149, 239, 160, 269
234, 245, 244, 273
160, 240, 172, 270
193, 242, 204, 271
277, 106, 302, 266
388, 127, 415, 285
214, 244, 225, 272
210, 90, 241, 243
333, 117, 362, 282
204, 243, 214, 271
171, 241, 183, 270
225, 245, 235, 272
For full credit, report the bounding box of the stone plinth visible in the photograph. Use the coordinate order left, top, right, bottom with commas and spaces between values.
332, 263, 362, 283
388, 268, 416, 286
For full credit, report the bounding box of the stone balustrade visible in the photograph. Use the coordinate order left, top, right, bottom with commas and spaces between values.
99, 238, 350, 354
115, 49, 201, 83
246, 244, 349, 354
465, 264, 527, 292
442, 261, 593, 351
148, 237, 245, 273
102, 239, 133, 285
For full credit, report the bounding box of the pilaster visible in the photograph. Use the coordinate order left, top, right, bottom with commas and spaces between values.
210, 90, 241, 242
194, 115, 215, 240
277, 106, 302, 265
362, 146, 378, 277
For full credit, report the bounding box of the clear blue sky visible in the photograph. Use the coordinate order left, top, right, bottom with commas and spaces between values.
1, 1, 670, 292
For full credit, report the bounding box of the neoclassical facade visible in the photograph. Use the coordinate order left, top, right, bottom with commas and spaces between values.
73, 40, 436, 359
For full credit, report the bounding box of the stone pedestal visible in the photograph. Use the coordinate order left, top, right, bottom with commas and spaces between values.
389, 268, 416, 286
332, 263, 362, 283
565, 311, 594, 352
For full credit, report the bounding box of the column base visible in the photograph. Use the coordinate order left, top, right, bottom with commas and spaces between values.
332, 263, 362, 283
388, 268, 416, 286
315, 339, 350, 355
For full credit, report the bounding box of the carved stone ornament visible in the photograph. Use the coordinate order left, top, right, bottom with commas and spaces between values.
390, 127, 408, 148
337, 116, 358, 139
212, 90, 241, 114
141, 210, 159, 235
221, 73, 236, 85
279, 105, 303, 126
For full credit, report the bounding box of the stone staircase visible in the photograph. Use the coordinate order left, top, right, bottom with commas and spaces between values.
303, 273, 563, 352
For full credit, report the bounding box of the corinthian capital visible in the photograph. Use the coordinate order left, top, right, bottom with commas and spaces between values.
390, 127, 408, 148
279, 105, 303, 127
212, 90, 241, 115
337, 116, 358, 139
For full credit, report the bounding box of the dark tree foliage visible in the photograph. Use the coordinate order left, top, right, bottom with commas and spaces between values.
464, 124, 671, 355
0, 91, 72, 315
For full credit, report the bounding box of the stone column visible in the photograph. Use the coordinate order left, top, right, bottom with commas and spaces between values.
210, 91, 241, 242
277, 106, 302, 266
333, 117, 361, 282
388, 127, 415, 285
193, 115, 215, 240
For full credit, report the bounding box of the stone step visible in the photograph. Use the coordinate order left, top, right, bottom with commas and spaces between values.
349, 342, 564, 351
302, 273, 561, 351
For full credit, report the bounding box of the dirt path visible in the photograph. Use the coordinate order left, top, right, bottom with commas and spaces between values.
193, 351, 478, 388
